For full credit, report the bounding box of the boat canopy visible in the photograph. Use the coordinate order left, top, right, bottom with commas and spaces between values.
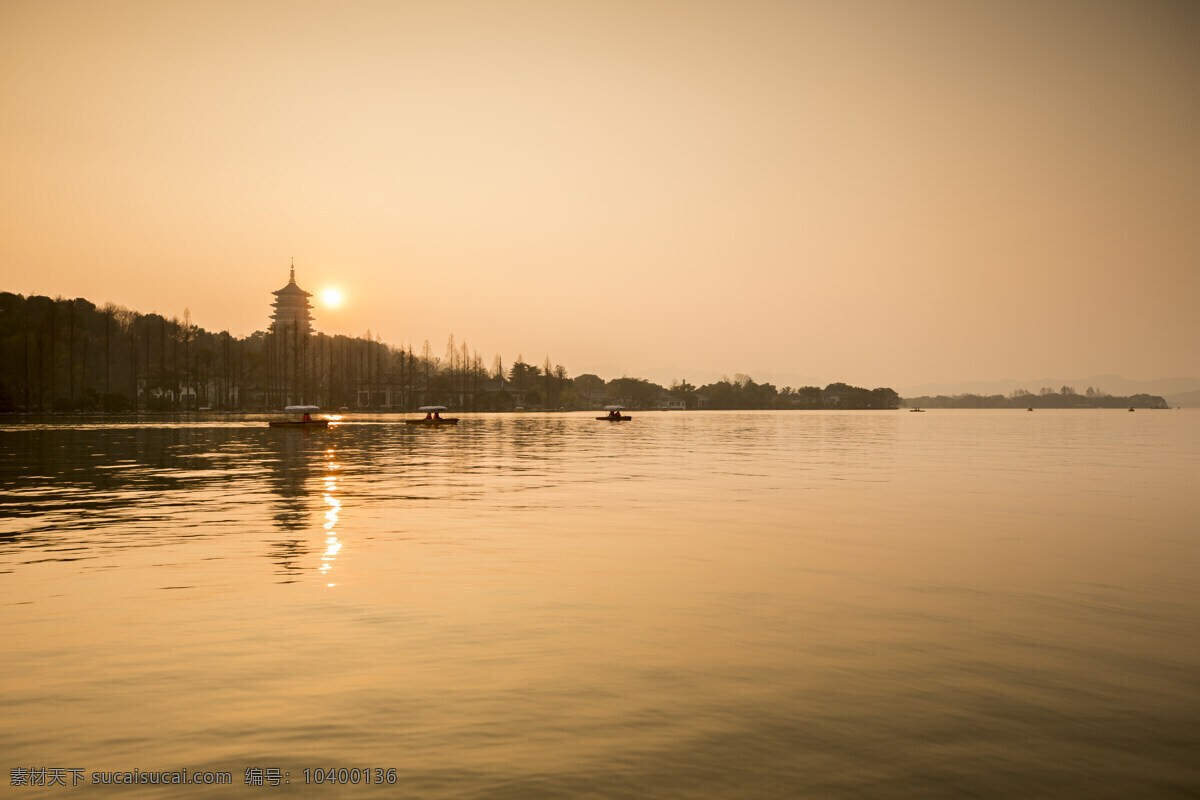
602, 405, 625, 411
284, 405, 320, 413
417, 405, 448, 412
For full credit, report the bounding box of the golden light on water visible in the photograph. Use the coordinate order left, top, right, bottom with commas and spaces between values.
320, 458, 342, 583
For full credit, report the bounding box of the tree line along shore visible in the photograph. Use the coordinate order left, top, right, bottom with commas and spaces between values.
904, 386, 1169, 409
0, 291, 902, 413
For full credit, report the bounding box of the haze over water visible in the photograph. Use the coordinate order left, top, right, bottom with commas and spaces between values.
3, 410, 1198, 797
5, 1, 1198, 386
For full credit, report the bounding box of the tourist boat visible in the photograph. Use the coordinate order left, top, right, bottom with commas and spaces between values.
269, 405, 329, 428
406, 405, 459, 425
597, 405, 632, 421
909, 408, 925, 412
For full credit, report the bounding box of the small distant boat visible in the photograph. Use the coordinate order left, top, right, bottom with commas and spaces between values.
909, 408, 925, 412
269, 405, 329, 428
406, 405, 459, 425
597, 405, 632, 421
1128, 408, 1135, 412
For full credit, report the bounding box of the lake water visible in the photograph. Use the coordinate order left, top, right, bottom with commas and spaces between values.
2, 410, 1198, 797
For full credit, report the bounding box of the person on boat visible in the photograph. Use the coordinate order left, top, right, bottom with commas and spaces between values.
433, 411, 442, 420
609, 409, 619, 419
425, 411, 433, 420
302, 412, 312, 422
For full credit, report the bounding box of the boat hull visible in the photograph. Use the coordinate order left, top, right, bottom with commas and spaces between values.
405, 418, 459, 425
269, 420, 329, 428
597, 416, 632, 421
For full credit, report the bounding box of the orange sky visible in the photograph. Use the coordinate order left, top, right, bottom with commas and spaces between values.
3, 0, 1197, 389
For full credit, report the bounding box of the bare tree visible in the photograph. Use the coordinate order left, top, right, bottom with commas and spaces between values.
23, 300, 31, 409
48, 298, 57, 407
68, 299, 75, 408
169, 315, 180, 409
461, 341, 471, 408
116, 308, 138, 412
420, 340, 436, 405
445, 334, 457, 406
183, 308, 193, 409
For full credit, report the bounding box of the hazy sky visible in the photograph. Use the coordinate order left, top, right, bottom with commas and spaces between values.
3, 0, 1197, 389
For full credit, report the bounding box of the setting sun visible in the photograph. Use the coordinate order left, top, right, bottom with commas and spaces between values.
322, 288, 343, 308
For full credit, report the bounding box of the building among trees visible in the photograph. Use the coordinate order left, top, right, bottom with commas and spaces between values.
0, 276, 918, 413
270, 263, 314, 335
264, 263, 317, 408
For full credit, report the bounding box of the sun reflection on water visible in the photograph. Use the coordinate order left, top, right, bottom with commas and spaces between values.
320, 448, 342, 585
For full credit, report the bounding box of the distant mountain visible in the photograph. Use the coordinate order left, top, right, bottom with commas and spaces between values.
1165, 389, 1200, 408
900, 375, 1200, 399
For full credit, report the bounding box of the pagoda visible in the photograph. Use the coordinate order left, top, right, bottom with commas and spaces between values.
270, 261, 314, 335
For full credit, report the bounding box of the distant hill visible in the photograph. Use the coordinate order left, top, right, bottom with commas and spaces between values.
902, 389, 1168, 410
1165, 389, 1200, 408
900, 375, 1200, 399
